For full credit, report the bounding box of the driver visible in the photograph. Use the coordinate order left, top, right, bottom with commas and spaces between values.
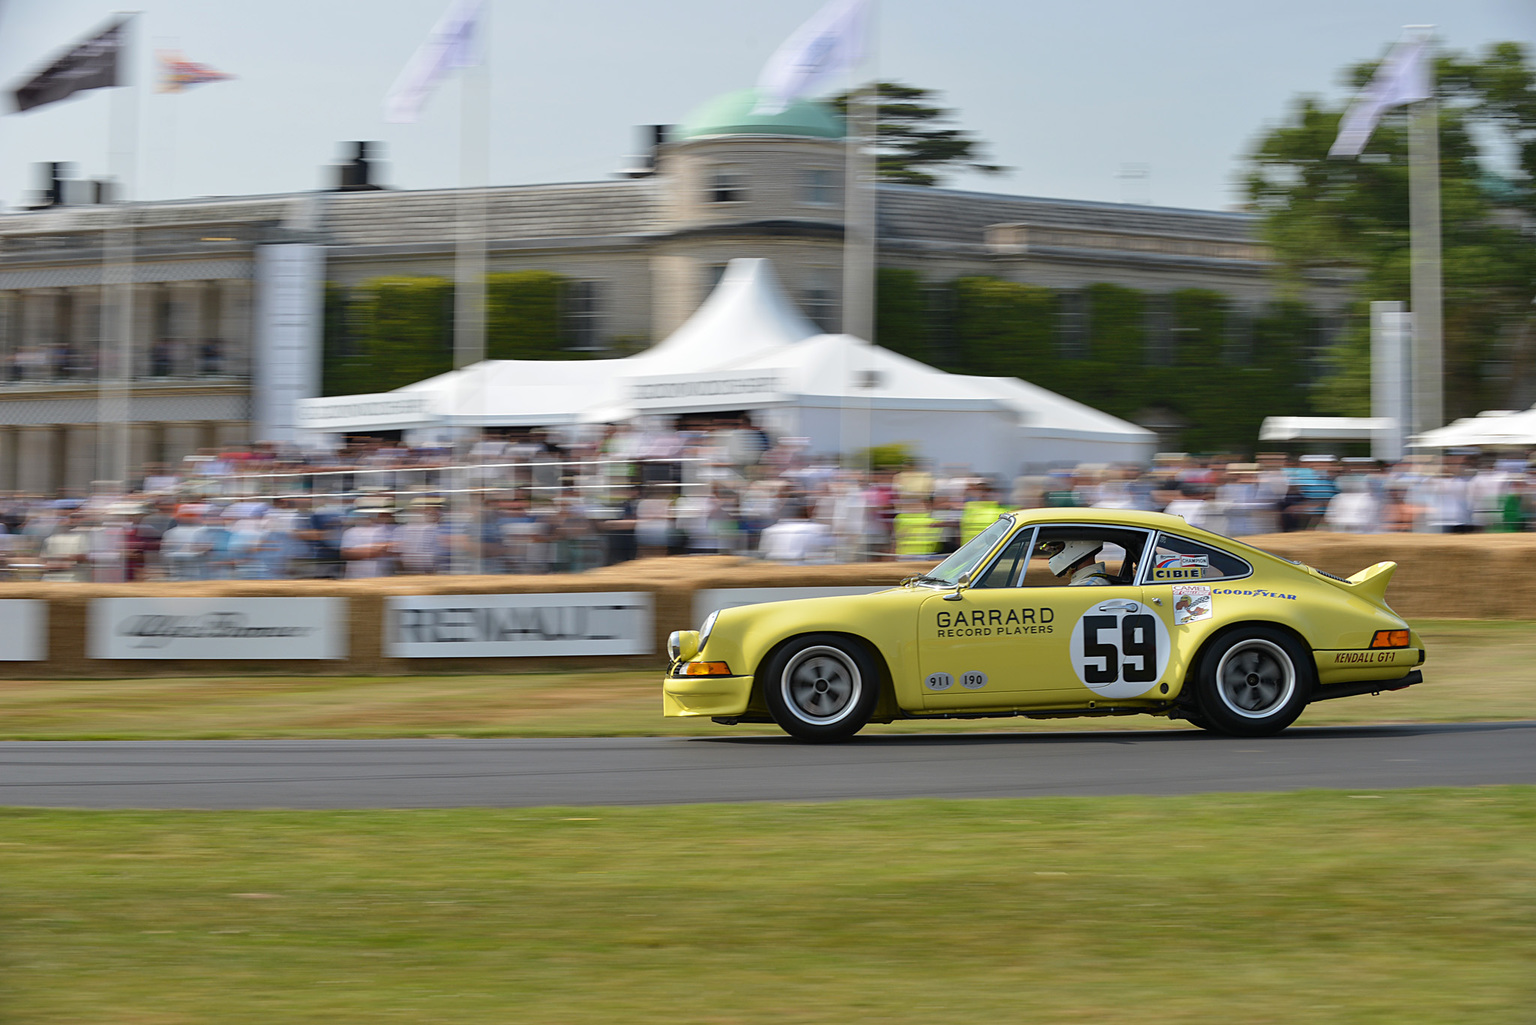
1045, 539, 1113, 586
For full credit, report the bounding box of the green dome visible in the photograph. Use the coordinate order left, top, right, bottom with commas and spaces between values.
678, 89, 845, 141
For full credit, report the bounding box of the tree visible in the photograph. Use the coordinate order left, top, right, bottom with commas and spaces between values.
831, 82, 1005, 186
1246, 42, 1536, 418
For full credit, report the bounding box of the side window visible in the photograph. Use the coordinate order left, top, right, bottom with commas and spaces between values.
972, 529, 1034, 588
1144, 534, 1251, 583
1021, 526, 1149, 587
708, 169, 746, 204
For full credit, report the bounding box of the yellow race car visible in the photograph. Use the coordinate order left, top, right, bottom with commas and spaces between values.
663, 508, 1425, 742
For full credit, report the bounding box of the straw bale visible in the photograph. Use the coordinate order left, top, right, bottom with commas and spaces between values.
2, 536, 1527, 679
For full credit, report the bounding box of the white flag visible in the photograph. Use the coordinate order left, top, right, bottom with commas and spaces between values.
1329, 37, 1432, 159
384, 0, 483, 124
753, 0, 870, 116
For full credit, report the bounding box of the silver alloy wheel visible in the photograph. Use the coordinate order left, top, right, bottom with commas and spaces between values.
1214, 638, 1296, 718
780, 645, 862, 725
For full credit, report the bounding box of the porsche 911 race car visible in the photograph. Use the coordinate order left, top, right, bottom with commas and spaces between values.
663, 508, 1425, 742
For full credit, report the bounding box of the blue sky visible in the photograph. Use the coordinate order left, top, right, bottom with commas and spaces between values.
0, 0, 1530, 213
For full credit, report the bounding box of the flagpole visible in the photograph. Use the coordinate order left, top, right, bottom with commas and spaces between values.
1407, 26, 1442, 437
98, 12, 139, 493
839, 2, 877, 523
450, 9, 489, 575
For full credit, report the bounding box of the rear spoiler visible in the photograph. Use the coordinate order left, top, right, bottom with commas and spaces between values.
1341, 561, 1397, 606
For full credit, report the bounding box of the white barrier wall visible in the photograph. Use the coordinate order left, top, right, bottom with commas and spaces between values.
89, 597, 347, 659
0, 599, 47, 660
385, 592, 653, 658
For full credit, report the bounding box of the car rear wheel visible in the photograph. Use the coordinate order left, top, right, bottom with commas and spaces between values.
762, 635, 880, 743
1193, 626, 1312, 737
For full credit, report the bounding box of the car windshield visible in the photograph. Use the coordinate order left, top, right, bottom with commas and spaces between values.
916, 516, 1014, 586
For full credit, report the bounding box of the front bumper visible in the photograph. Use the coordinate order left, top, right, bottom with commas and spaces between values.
1310, 669, 1423, 702
662, 673, 753, 718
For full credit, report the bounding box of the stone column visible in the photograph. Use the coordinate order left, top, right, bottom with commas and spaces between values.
161, 421, 205, 468
213, 420, 250, 451
62, 424, 98, 493
133, 283, 158, 379
19, 291, 54, 382
218, 278, 252, 378
16, 426, 59, 495
128, 423, 158, 484
0, 427, 16, 492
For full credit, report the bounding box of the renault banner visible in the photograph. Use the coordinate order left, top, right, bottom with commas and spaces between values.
386, 592, 652, 658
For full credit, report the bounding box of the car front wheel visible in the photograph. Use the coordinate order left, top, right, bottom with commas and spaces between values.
762, 634, 880, 743
1193, 627, 1312, 737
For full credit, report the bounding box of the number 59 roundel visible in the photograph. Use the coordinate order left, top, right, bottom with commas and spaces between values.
1067, 602, 1171, 698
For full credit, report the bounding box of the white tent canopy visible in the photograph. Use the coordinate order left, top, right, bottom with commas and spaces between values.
297, 258, 1156, 476
1411, 407, 1536, 449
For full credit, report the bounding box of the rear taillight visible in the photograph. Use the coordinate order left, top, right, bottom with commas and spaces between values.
1370, 630, 1410, 648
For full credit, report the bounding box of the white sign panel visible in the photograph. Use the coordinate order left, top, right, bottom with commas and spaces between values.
0, 599, 46, 660
90, 598, 346, 660
692, 586, 885, 627
386, 592, 653, 658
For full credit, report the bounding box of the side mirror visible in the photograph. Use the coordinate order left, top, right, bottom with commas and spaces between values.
943, 573, 970, 601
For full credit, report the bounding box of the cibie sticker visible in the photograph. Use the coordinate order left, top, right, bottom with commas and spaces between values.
1067, 601, 1171, 698
925, 672, 954, 691
1151, 554, 1208, 582
1172, 585, 1212, 625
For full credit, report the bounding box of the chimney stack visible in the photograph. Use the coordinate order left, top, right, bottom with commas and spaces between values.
333, 141, 384, 192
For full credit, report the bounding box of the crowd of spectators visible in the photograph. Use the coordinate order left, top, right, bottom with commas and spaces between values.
1, 420, 1531, 582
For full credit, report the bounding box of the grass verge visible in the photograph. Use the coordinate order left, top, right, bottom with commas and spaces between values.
2, 789, 1533, 1024
0, 619, 1530, 740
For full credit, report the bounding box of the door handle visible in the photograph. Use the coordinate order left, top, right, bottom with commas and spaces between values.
1096, 600, 1139, 613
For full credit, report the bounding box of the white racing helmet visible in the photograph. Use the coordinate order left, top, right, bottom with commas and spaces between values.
1048, 539, 1104, 576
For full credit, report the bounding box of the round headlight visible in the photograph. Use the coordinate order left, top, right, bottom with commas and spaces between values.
699, 610, 720, 651
666, 630, 683, 662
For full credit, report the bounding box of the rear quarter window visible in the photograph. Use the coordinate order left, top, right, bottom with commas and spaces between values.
1144, 534, 1251, 583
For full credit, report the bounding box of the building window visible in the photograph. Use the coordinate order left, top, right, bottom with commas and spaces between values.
708, 169, 746, 204
800, 168, 837, 206
562, 280, 603, 352
801, 271, 838, 333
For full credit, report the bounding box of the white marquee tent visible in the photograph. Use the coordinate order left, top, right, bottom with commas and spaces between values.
297, 259, 1156, 476
1411, 407, 1536, 449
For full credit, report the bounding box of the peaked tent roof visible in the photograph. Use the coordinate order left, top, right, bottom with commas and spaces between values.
361, 258, 817, 427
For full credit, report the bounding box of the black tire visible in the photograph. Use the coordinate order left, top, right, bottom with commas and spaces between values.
761, 634, 881, 743
1193, 626, 1313, 737
1179, 708, 1219, 732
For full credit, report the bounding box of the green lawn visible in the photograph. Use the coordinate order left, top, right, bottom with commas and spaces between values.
2, 789, 1532, 1024
0, 619, 1530, 740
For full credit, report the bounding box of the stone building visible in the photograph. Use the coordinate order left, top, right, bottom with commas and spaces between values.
0, 88, 1343, 493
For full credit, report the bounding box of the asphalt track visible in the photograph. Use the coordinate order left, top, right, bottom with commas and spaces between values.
1, 721, 1533, 809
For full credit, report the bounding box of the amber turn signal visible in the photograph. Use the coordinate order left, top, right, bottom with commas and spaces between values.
1370, 630, 1410, 648
681, 661, 733, 676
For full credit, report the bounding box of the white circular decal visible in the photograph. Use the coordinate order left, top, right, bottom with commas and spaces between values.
959, 670, 988, 690
1067, 602, 1171, 698
925, 672, 954, 691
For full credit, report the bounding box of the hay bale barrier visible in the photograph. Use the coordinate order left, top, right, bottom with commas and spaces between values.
0, 538, 1525, 679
